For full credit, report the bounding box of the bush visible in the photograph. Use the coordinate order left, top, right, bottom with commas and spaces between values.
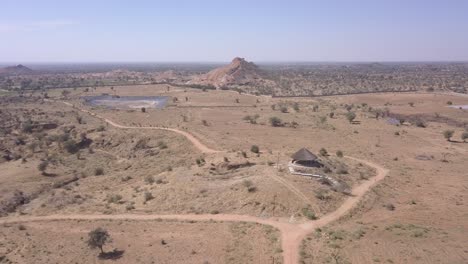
346, 112, 356, 123
462, 131, 468, 142
21, 120, 34, 133
157, 141, 168, 149
293, 103, 300, 111
336, 150, 344, 158
415, 120, 426, 128
269, 117, 283, 127
250, 145, 260, 154
141, 107, 146, 113
280, 106, 288, 113
38, 160, 49, 175
196, 158, 205, 166
443, 130, 454, 141
319, 148, 328, 156
336, 165, 348, 174
145, 175, 155, 184
144, 191, 154, 202
446, 101, 453, 105
301, 207, 317, 220
106, 194, 122, 204
64, 139, 79, 154
314, 189, 331, 200
94, 167, 104, 176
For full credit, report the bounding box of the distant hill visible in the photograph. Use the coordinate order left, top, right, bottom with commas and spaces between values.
191, 57, 269, 88
0, 64, 34, 76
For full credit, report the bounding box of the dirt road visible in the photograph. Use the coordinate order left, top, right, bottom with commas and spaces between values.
0, 155, 388, 264
59, 101, 221, 154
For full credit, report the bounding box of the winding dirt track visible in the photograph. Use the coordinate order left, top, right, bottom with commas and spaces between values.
0, 156, 388, 264
19, 100, 390, 263
60, 101, 221, 154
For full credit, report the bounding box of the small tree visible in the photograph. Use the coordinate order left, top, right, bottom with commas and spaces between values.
87, 228, 111, 254
346, 112, 356, 123
443, 130, 454, 141
462, 131, 468, 142
38, 160, 49, 175
250, 145, 260, 154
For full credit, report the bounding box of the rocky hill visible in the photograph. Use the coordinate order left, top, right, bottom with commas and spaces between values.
191, 57, 273, 90
0, 64, 34, 76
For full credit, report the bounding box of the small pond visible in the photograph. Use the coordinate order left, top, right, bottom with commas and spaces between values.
83, 95, 169, 109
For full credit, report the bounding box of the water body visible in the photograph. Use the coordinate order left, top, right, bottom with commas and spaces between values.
448, 105, 468, 110
83, 95, 169, 109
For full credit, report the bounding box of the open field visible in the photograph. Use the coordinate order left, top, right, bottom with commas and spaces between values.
1, 84, 467, 263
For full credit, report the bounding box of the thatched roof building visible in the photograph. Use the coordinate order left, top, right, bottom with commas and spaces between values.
291, 148, 321, 167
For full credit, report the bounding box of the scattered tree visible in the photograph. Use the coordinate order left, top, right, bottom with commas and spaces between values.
87, 228, 111, 254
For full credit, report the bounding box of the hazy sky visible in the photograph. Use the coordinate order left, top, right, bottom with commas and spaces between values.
1, 0, 467, 62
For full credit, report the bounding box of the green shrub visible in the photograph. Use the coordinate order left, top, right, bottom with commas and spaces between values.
145, 175, 155, 184
250, 145, 259, 153
301, 207, 317, 220
443, 130, 454, 141
144, 191, 154, 202
94, 167, 104, 176
319, 148, 328, 156
336, 150, 343, 158
64, 139, 79, 154
346, 112, 356, 123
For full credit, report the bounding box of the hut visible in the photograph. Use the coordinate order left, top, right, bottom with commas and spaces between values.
291, 148, 322, 168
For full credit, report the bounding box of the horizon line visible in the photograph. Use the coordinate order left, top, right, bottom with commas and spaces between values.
2, 60, 468, 65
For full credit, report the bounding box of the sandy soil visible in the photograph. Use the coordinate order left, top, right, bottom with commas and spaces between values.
1, 85, 467, 263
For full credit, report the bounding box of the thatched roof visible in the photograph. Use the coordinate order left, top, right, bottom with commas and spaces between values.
291, 148, 318, 161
